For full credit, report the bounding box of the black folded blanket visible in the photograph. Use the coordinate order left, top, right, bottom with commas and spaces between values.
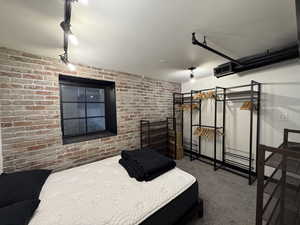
119, 149, 176, 181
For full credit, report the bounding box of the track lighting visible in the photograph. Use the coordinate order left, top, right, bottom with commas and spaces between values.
77, 0, 88, 5
67, 63, 76, 71
60, 53, 76, 71
60, 21, 78, 46
59, 0, 82, 70
68, 33, 79, 45
70, 0, 89, 5
188, 67, 196, 81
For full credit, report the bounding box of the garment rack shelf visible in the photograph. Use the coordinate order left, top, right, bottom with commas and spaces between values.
173, 80, 261, 185
256, 129, 300, 225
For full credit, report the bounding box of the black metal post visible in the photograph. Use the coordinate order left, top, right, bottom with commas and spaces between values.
214, 87, 218, 170
280, 155, 287, 225
172, 93, 175, 119
249, 81, 254, 185
181, 94, 184, 147
222, 88, 226, 165
198, 92, 202, 158
166, 118, 169, 157
174, 117, 177, 159
256, 145, 265, 225
256, 83, 261, 180
190, 91, 193, 161
172, 93, 176, 158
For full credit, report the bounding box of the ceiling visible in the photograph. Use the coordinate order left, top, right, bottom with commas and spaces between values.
0, 0, 297, 83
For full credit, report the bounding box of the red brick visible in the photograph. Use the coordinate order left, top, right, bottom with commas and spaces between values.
14, 121, 32, 127
27, 145, 47, 151
25, 106, 46, 110
0, 47, 180, 173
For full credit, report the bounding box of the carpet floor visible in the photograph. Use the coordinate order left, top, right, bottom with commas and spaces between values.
176, 157, 257, 225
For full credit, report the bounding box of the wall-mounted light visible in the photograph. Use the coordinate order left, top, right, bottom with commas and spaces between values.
188, 67, 196, 81
60, 53, 76, 71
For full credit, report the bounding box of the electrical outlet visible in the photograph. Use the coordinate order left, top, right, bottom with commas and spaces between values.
279, 111, 288, 121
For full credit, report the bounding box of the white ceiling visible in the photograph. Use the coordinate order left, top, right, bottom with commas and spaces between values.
0, 0, 297, 82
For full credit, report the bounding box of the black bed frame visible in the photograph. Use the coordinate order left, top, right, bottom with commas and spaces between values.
141, 197, 203, 225
140, 119, 204, 225
175, 199, 204, 225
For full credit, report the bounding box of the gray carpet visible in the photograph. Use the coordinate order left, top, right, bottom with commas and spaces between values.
176, 157, 257, 225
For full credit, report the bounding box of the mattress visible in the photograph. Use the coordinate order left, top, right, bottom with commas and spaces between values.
141, 181, 199, 225
29, 156, 196, 225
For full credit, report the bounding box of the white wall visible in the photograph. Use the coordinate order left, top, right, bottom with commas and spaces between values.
181, 59, 300, 170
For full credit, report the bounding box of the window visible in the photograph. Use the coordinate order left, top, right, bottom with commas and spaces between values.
59, 75, 117, 144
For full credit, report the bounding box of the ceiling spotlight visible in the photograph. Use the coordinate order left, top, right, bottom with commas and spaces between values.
70, 0, 89, 5
60, 53, 76, 71
78, 0, 89, 5
67, 63, 76, 71
68, 33, 79, 45
188, 66, 196, 80
60, 53, 68, 64
60, 21, 78, 45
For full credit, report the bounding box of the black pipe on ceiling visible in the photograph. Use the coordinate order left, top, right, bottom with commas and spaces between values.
192, 30, 299, 78
192, 32, 243, 66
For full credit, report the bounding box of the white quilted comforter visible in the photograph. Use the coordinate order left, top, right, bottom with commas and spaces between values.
29, 156, 196, 225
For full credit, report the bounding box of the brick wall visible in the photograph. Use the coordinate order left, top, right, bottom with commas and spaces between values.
0, 47, 180, 172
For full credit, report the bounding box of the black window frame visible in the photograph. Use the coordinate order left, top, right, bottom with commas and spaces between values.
59, 75, 117, 144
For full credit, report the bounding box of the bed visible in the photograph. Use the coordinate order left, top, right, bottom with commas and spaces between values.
29, 156, 203, 225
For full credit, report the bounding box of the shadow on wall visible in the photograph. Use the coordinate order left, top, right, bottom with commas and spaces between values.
260, 81, 300, 145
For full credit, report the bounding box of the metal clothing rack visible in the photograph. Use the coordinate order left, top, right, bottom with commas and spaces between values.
173, 91, 214, 165
217, 80, 261, 185
140, 118, 177, 159
256, 129, 300, 225
173, 80, 261, 185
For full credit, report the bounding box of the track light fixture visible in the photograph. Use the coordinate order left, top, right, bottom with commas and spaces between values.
60, 52, 76, 71
60, 0, 87, 70
188, 67, 196, 80
69, 0, 89, 4
68, 33, 79, 46
77, 0, 89, 5
60, 21, 79, 46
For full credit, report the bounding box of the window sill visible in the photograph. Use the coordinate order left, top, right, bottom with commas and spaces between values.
63, 131, 117, 145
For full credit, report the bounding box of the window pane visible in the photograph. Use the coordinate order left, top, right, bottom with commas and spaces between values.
63, 103, 85, 119
61, 85, 85, 102
63, 119, 86, 136
87, 103, 105, 117
87, 117, 106, 133
86, 88, 105, 102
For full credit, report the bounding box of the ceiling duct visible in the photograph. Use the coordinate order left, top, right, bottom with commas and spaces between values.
192, 32, 299, 78
214, 45, 299, 78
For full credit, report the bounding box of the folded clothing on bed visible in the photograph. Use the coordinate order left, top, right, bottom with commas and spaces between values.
119, 148, 176, 181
